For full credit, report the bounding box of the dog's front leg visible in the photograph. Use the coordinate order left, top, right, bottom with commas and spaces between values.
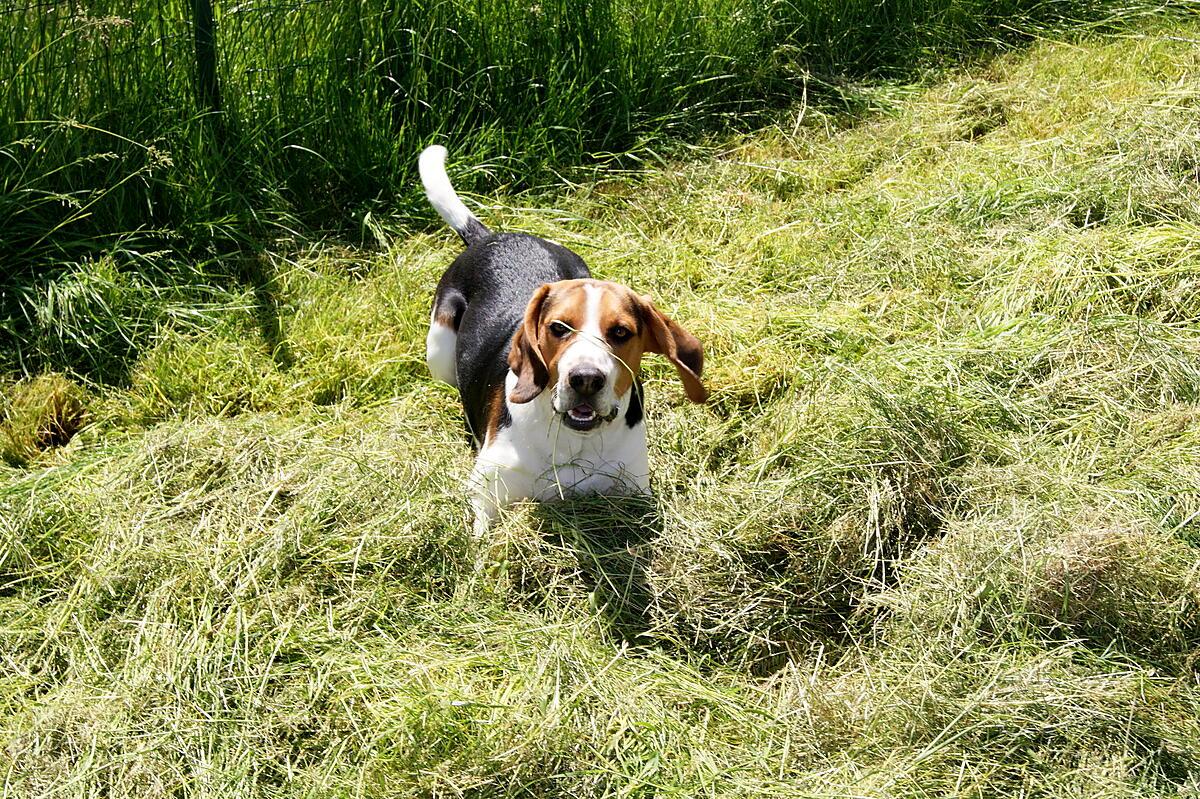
470, 491, 498, 538
467, 449, 531, 537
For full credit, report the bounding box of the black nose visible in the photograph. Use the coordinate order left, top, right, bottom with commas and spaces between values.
569, 368, 606, 396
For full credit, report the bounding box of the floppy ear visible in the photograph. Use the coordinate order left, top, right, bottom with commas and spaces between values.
640, 295, 708, 403
508, 284, 552, 403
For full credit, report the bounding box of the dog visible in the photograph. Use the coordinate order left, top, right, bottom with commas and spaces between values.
420, 145, 708, 533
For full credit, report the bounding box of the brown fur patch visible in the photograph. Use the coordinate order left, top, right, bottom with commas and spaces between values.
483, 382, 510, 444
596, 287, 645, 398
536, 281, 593, 390
433, 308, 457, 329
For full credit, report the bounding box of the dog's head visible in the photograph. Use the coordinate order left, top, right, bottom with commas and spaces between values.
507, 279, 707, 430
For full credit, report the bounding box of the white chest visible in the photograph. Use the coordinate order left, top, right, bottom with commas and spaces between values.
468, 374, 650, 530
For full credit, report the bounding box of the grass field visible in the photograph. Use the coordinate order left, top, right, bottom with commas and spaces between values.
4, 13, 1200, 798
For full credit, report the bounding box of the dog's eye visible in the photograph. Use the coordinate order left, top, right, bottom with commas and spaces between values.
608, 325, 632, 343
548, 321, 571, 338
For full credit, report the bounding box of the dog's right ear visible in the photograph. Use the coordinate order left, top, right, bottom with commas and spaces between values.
508, 284, 552, 403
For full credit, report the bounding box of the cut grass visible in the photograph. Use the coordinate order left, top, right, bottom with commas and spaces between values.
4, 16, 1200, 798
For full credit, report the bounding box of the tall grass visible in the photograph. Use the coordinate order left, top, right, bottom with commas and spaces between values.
0, 0, 1186, 277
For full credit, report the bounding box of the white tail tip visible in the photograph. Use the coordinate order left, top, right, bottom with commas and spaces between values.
419, 145, 482, 242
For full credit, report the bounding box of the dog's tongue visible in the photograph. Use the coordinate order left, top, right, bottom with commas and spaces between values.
568, 402, 596, 422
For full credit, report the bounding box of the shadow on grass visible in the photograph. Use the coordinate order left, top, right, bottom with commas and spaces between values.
532, 493, 662, 646
239, 254, 294, 370
0, 253, 292, 383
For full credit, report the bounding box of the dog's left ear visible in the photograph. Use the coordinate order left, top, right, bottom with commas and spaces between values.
639, 295, 708, 403
508, 284, 552, 403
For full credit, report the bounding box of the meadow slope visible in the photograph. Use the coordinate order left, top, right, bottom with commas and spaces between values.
4, 18, 1200, 798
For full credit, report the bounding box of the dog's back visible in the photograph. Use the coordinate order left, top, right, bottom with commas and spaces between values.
420, 147, 588, 445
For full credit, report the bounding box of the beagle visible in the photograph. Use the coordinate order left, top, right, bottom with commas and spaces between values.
419, 146, 708, 533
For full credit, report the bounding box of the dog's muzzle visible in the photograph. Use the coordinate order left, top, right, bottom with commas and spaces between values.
556, 370, 619, 431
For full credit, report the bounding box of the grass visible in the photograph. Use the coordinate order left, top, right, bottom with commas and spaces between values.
4, 14, 1200, 798
0, 373, 87, 466
0, 0, 1188, 281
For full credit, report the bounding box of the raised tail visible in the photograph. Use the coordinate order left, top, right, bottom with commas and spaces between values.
418, 145, 491, 246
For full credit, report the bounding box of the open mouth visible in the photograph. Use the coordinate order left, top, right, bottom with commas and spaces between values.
562, 402, 614, 432
563, 402, 600, 431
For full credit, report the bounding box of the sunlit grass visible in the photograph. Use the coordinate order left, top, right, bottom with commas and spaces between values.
3, 16, 1200, 798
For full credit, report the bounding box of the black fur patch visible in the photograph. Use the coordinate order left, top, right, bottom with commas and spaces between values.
624, 381, 644, 428
432, 232, 590, 450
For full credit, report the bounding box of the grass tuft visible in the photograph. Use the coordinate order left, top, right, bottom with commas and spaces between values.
0, 373, 88, 466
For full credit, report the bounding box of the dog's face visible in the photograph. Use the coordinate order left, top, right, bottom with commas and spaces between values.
507, 279, 707, 430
